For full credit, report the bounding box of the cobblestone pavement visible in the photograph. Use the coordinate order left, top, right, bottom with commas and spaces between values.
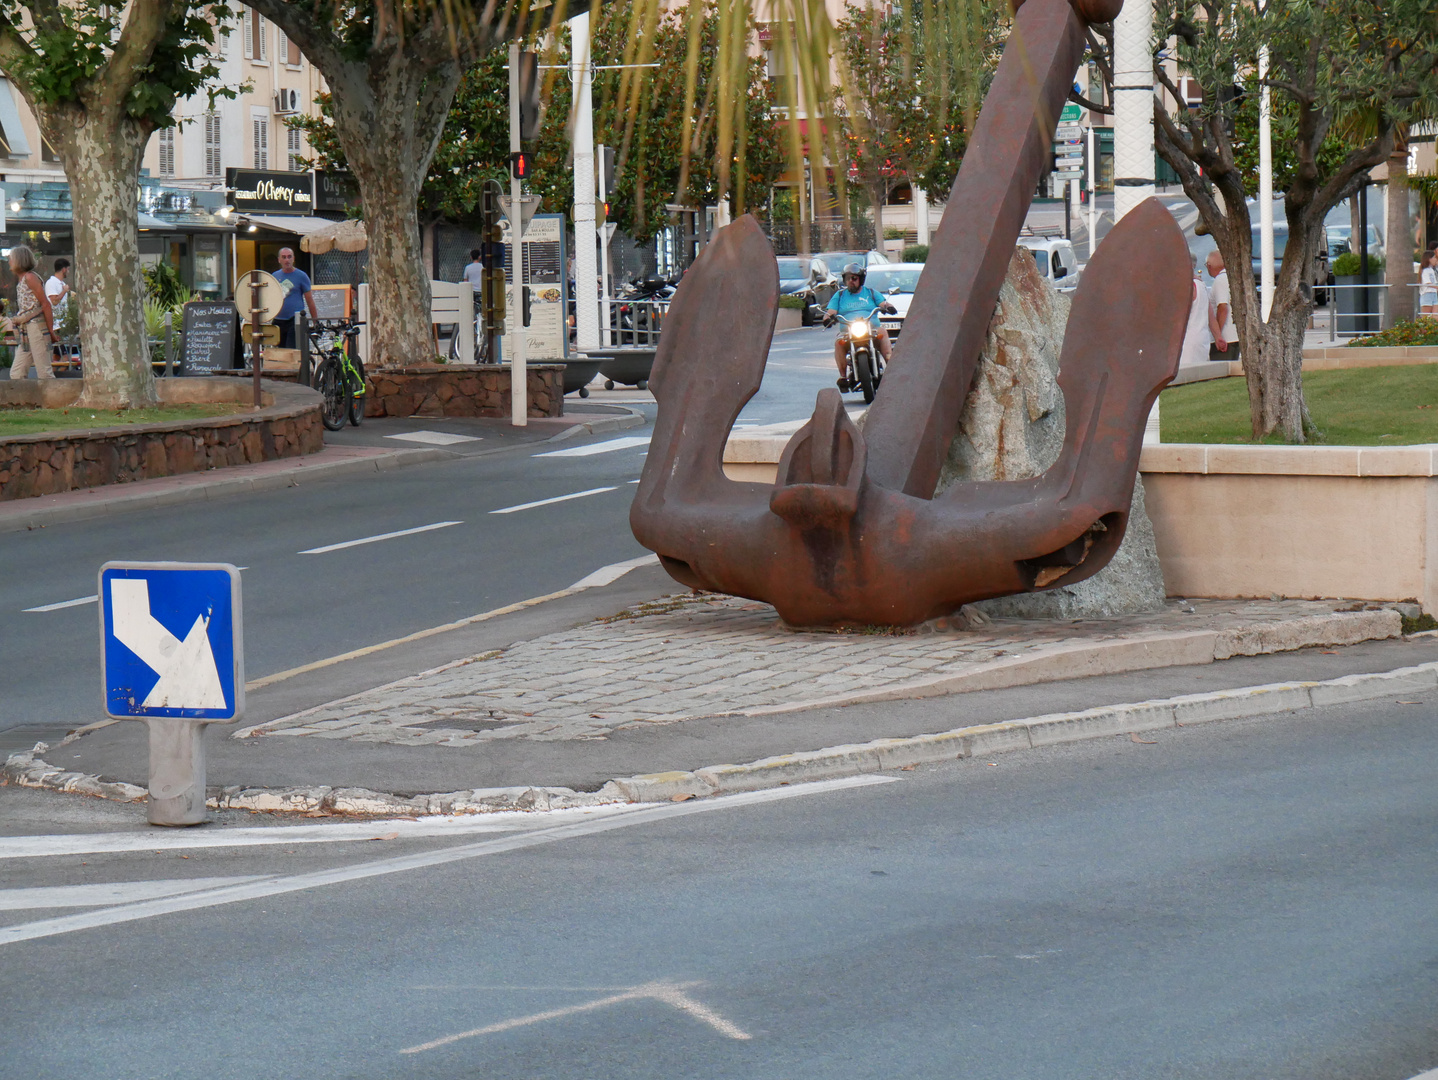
235, 595, 1400, 747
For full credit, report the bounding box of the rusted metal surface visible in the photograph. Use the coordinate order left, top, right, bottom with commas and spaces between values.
631, 0, 1191, 627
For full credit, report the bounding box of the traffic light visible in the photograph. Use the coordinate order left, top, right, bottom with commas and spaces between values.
510, 151, 533, 180
596, 200, 609, 226
517, 51, 542, 141
597, 145, 616, 199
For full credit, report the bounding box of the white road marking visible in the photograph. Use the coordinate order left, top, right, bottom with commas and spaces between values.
23, 595, 97, 613
400, 980, 750, 1054
1406, 1071, 1438, 1080
0, 813, 548, 859
568, 553, 659, 589
383, 430, 482, 446
0, 877, 267, 911
299, 520, 462, 554
489, 487, 616, 514
533, 435, 650, 458
0, 777, 895, 947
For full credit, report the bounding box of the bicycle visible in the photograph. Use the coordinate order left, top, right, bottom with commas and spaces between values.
309, 319, 367, 430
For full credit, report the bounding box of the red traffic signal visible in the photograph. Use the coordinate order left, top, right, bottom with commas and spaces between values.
509, 151, 533, 180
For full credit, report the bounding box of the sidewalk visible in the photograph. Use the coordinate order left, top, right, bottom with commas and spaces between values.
9, 590, 1435, 815
0, 405, 643, 534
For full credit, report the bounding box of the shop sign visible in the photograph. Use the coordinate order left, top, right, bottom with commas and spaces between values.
314, 171, 357, 214
227, 169, 315, 214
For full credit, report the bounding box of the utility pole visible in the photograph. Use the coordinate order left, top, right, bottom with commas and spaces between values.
570, 12, 600, 354
508, 40, 527, 427
598, 144, 614, 346
1111, 0, 1154, 223
1258, 35, 1275, 321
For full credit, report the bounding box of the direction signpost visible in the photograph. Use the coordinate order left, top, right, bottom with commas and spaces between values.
99, 562, 244, 826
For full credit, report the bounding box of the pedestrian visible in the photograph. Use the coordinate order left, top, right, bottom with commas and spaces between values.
273, 247, 318, 349
1420, 249, 1438, 318
1179, 251, 1212, 367
44, 257, 71, 321
461, 248, 484, 299
6, 245, 57, 380
1206, 250, 1239, 363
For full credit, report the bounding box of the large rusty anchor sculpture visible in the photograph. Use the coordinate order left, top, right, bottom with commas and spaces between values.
631, 0, 1190, 628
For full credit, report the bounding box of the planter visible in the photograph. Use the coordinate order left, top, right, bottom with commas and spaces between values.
364, 363, 564, 419
774, 307, 803, 331
1335, 272, 1385, 335
0, 378, 324, 501
719, 429, 1438, 611
593, 349, 657, 390
561, 358, 604, 397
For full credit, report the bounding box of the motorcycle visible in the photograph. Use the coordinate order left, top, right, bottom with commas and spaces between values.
825, 305, 887, 404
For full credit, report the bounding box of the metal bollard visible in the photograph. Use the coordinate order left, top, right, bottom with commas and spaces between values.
297, 312, 310, 385
144, 717, 210, 825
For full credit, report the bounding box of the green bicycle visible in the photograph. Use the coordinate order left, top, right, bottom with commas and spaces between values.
310, 320, 366, 430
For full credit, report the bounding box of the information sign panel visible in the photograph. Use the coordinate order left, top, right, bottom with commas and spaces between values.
178, 301, 241, 375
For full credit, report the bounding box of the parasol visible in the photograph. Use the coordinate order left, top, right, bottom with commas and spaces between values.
300, 218, 368, 254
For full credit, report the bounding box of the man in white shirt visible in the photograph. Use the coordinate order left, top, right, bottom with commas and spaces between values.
1205, 250, 1240, 362
44, 257, 70, 322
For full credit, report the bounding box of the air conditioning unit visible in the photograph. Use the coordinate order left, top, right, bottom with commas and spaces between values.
274, 88, 300, 114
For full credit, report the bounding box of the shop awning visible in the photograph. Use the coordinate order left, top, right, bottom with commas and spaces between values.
240, 215, 334, 235
0, 78, 32, 159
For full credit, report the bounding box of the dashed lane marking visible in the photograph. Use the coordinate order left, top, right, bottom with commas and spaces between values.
0, 777, 896, 947
533, 435, 650, 458
489, 487, 616, 514
23, 595, 97, 613
299, 520, 462, 555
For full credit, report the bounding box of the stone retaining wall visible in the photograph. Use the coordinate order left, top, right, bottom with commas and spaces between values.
364, 364, 564, 419
0, 379, 323, 501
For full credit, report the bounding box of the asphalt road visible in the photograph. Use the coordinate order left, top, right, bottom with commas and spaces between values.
0, 327, 845, 735
3, 695, 1436, 1078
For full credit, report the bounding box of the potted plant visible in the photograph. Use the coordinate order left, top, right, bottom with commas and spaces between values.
1332, 251, 1385, 335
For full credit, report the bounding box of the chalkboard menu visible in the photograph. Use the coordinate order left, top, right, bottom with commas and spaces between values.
179, 301, 241, 375
310, 285, 351, 321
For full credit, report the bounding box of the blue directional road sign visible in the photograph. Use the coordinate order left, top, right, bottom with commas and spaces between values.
99, 562, 244, 722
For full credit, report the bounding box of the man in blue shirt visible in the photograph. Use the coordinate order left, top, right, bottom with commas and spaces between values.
823, 262, 896, 388
274, 247, 319, 349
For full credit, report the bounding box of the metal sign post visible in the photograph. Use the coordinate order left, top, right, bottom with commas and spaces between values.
99, 562, 244, 826
508, 40, 528, 427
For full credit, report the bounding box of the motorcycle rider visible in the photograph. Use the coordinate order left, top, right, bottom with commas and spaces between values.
822, 262, 896, 389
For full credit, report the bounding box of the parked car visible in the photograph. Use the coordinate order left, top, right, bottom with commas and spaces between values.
1326, 223, 1383, 263
1250, 223, 1331, 304
776, 256, 838, 325
1016, 236, 1081, 293
862, 264, 924, 338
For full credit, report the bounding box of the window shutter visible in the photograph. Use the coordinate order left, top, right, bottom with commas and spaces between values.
158, 126, 175, 177
253, 116, 268, 169
256, 12, 266, 60
287, 125, 304, 171
205, 112, 222, 178
242, 8, 252, 58
288, 36, 301, 66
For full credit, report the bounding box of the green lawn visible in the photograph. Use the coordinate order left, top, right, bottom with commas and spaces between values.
0, 403, 242, 439
1160, 366, 1438, 445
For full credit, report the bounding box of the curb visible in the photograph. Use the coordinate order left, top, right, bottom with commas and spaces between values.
6, 656, 1435, 817
0, 406, 645, 534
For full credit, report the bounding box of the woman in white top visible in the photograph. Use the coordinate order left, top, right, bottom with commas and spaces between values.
1179, 251, 1212, 366
1420, 250, 1438, 317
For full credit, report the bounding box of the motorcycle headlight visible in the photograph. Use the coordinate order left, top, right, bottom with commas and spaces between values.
848, 320, 869, 339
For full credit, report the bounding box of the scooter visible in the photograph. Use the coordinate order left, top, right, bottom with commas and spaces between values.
825, 305, 888, 404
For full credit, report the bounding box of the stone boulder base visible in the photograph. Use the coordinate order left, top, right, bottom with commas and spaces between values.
937, 249, 1166, 619
365, 364, 563, 419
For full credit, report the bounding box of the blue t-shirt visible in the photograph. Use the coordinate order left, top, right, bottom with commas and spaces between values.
827, 285, 886, 320
274, 268, 312, 320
